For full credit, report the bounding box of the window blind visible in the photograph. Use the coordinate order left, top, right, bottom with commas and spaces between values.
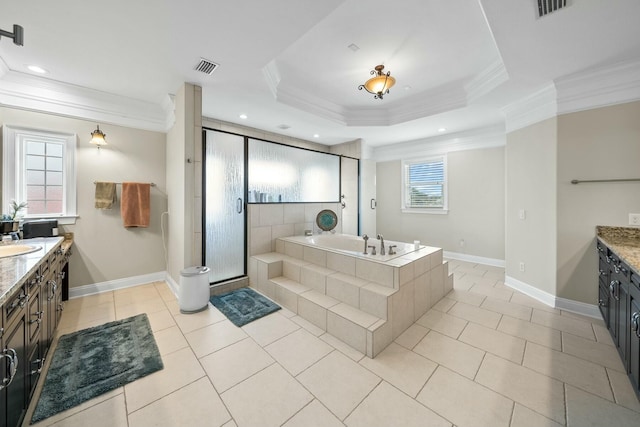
404, 159, 445, 208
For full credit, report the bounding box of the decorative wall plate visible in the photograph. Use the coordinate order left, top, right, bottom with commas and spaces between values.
316, 209, 338, 231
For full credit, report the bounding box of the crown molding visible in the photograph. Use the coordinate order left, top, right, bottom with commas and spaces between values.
503, 83, 557, 133
0, 62, 170, 133
555, 59, 640, 115
372, 124, 506, 162
387, 83, 468, 126
276, 84, 348, 125
465, 59, 509, 103
262, 61, 281, 99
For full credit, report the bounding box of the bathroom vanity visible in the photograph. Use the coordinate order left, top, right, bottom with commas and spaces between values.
596, 226, 640, 401
0, 236, 72, 427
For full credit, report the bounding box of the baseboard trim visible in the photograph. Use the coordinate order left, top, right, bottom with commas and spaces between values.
443, 251, 505, 268
165, 274, 179, 298
505, 275, 601, 319
69, 271, 168, 299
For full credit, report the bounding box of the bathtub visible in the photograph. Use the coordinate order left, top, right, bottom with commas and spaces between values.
278, 233, 420, 262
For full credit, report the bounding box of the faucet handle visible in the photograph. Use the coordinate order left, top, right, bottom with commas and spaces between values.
377, 234, 383, 240
368, 245, 377, 255
362, 234, 369, 240
388, 245, 397, 255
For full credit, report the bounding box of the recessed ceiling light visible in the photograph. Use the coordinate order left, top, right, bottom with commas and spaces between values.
438, 128, 447, 132
347, 43, 360, 52
404, 85, 412, 91
27, 65, 47, 74
239, 114, 248, 119
313, 134, 320, 138
277, 124, 291, 130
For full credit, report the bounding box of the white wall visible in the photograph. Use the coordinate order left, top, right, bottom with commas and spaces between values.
376, 146, 505, 261
556, 101, 640, 303
505, 118, 558, 296
0, 107, 167, 288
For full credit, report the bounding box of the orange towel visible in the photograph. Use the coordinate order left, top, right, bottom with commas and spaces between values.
121, 182, 151, 228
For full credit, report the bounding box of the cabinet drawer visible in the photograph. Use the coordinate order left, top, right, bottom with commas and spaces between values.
27, 288, 42, 345
4, 285, 28, 326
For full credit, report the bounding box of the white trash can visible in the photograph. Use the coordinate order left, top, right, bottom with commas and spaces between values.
179, 266, 210, 314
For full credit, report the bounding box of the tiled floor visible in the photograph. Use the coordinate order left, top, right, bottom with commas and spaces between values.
24, 260, 640, 427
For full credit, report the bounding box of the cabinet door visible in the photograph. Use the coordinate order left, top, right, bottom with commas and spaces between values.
2, 314, 27, 427
598, 283, 609, 324
629, 289, 640, 398
617, 282, 629, 367
608, 279, 618, 341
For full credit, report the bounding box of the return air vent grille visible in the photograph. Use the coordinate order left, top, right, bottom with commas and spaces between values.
537, 0, 568, 18
194, 58, 219, 75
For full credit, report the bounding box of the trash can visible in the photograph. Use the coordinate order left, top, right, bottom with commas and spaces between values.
179, 266, 211, 314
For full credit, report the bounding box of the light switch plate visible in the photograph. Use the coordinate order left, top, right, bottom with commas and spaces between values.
630, 213, 640, 226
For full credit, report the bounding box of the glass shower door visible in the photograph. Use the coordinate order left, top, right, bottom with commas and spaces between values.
204, 130, 246, 284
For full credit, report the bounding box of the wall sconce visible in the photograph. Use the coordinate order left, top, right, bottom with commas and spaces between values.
90, 125, 107, 148
358, 65, 396, 99
0, 24, 24, 46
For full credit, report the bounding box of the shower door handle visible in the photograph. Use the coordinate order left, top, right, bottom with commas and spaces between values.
370, 199, 377, 210
236, 198, 243, 214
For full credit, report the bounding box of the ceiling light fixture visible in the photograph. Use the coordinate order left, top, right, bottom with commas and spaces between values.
358, 65, 396, 100
239, 114, 248, 119
90, 125, 107, 148
0, 24, 23, 46
438, 128, 447, 132
27, 65, 47, 74
313, 134, 320, 138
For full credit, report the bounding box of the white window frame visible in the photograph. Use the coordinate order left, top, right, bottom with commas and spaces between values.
2, 125, 78, 224
401, 155, 448, 214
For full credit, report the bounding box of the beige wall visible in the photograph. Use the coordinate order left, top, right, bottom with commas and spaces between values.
557, 101, 640, 303
376, 146, 505, 260
0, 107, 167, 287
505, 118, 557, 295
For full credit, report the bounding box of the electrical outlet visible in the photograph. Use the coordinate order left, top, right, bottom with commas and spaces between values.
459, 239, 465, 247
519, 209, 526, 220
630, 213, 640, 226
519, 262, 525, 272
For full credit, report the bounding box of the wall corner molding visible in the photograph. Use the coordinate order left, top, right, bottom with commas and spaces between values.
503, 83, 557, 133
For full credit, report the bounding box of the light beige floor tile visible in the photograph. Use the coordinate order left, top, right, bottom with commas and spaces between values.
417, 366, 512, 427
532, 309, 595, 340
222, 421, 238, 427
394, 323, 429, 350
431, 297, 456, 312
346, 381, 451, 427
144, 309, 177, 332
475, 354, 565, 424
222, 364, 313, 427
185, 319, 248, 358
58, 301, 115, 330
266, 329, 333, 376
29, 389, 124, 427
481, 297, 532, 321
279, 307, 297, 318
56, 313, 117, 337
154, 281, 177, 302
297, 351, 381, 420
497, 315, 562, 351
153, 325, 189, 356
560, 309, 604, 326
200, 338, 274, 393
413, 330, 484, 379
459, 322, 526, 364
242, 312, 300, 346
509, 293, 559, 313
359, 343, 437, 397
592, 322, 615, 346
607, 368, 640, 413
562, 332, 626, 372
445, 289, 486, 306
282, 400, 344, 427
448, 301, 502, 329
124, 347, 205, 413
46, 394, 128, 427
115, 297, 168, 319
290, 315, 325, 336
114, 285, 161, 307
416, 309, 468, 339
469, 283, 513, 301
64, 292, 114, 311
510, 403, 563, 427
173, 305, 227, 334
566, 385, 640, 427
523, 342, 613, 400
319, 333, 365, 362
452, 279, 474, 291
128, 377, 231, 427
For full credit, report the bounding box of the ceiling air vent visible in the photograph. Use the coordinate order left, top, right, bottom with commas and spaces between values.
194, 58, 219, 75
537, 0, 568, 18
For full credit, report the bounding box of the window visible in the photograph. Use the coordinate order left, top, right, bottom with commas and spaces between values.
402, 156, 448, 213
2, 126, 77, 224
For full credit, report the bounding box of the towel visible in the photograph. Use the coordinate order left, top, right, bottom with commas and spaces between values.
121, 182, 151, 228
94, 182, 117, 209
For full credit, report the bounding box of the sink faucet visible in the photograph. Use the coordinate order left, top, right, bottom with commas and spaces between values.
377, 234, 385, 255
362, 234, 369, 254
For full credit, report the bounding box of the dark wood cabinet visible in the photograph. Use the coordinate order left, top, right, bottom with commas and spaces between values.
630, 274, 640, 398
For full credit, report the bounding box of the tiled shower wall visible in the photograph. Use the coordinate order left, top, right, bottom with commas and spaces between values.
248, 203, 342, 257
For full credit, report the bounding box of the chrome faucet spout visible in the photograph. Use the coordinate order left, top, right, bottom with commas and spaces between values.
377, 234, 385, 255
362, 234, 369, 254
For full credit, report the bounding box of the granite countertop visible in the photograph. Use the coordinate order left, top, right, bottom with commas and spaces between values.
596, 226, 640, 276
0, 236, 67, 306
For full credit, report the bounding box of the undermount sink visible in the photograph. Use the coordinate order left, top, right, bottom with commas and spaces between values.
0, 244, 42, 259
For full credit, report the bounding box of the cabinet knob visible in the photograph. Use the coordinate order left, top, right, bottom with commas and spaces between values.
599, 269, 607, 276
598, 299, 607, 307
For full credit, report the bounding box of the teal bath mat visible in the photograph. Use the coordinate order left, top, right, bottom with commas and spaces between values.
31, 314, 163, 423
210, 288, 281, 327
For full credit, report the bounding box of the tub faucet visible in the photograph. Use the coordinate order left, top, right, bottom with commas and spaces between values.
377, 234, 385, 255
362, 234, 369, 254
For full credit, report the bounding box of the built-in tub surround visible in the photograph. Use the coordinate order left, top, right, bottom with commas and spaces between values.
280, 234, 419, 261
249, 233, 452, 357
